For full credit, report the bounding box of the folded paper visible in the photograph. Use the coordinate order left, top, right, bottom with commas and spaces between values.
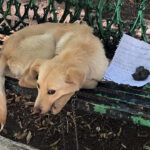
104, 34, 150, 87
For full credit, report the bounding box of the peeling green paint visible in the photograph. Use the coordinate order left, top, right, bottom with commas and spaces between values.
144, 84, 150, 89
94, 104, 106, 114
131, 116, 150, 127
97, 93, 150, 106
137, 112, 144, 115
93, 104, 117, 114
93, 103, 119, 114
96, 93, 135, 105
97, 89, 150, 99
93, 102, 150, 128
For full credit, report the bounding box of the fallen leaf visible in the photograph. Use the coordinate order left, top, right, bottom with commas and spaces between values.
50, 139, 61, 147
121, 143, 127, 149
26, 131, 32, 144
84, 147, 91, 150
38, 127, 47, 131
18, 121, 23, 129
143, 145, 150, 150
15, 97, 21, 102
14, 130, 27, 140
24, 102, 34, 106
117, 127, 122, 137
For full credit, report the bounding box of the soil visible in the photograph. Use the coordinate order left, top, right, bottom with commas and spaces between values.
0, 88, 150, 150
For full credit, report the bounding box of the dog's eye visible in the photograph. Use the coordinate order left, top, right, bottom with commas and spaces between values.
37, 83, 40, 89
36, 74, 38, 80
48, 90, 56, 95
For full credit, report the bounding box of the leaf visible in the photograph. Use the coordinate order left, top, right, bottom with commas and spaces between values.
38, 127, 47, 131
15, 97, 21, 102
26, 131, 32, 144
14, 130, 27, 140
84, 147, 91, 150
144, 145, 150, 150
117, 127, 122, 137
50, 139, 61, 147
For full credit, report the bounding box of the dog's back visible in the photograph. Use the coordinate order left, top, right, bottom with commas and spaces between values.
54, 28, 109, 85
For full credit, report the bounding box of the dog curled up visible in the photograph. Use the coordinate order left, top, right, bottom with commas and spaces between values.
0, 23, 109, 130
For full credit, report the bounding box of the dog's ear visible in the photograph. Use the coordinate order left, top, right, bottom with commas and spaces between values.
29, 58, 45, 76
19, 58, 46, 88
65, 67, 85, 90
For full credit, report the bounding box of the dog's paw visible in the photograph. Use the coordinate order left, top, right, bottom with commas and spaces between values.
0, 110, 6, 131
0, 95, 7, 131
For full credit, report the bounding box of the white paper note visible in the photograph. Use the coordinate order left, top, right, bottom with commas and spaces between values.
104, 34, 150, 87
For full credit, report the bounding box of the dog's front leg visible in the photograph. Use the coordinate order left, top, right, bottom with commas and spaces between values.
0, 86, 7, 131
0, 56, 7, 131
51, 92, 74, 115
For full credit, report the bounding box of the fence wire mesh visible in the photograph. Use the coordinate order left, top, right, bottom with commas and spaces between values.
0, 0, 150, 57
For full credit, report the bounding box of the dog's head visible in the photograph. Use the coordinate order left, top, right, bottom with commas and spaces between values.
20, 58, 84, 114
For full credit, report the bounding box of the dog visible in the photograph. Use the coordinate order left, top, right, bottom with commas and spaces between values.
0, 22, 109, 130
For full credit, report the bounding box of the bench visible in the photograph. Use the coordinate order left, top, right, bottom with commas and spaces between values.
1, 0, 150, 127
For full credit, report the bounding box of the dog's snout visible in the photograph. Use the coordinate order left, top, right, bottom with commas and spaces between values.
33, 107, 41, 114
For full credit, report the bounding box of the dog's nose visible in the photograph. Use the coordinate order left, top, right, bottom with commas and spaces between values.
32, 107, 41, 114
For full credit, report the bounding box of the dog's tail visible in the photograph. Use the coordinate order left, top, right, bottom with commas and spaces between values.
0, 55, 7, 131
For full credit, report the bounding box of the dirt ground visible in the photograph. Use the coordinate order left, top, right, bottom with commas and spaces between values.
1, 89, 150, 150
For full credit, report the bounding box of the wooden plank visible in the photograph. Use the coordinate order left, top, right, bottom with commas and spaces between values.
5, 76, 150, 127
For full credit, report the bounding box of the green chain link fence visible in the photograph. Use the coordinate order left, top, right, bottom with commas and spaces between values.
0, 0, 150, 58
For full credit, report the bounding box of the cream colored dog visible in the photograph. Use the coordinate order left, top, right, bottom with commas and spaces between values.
0, 23, 109, 130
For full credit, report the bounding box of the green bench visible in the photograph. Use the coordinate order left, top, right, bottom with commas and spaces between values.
1, 0, 150, 127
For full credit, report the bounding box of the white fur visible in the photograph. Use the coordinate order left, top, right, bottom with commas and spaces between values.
55, 32, 73, 55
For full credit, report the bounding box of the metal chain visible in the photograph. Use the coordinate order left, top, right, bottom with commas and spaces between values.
59, 112, 66, 150
71, 98, 79, 150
